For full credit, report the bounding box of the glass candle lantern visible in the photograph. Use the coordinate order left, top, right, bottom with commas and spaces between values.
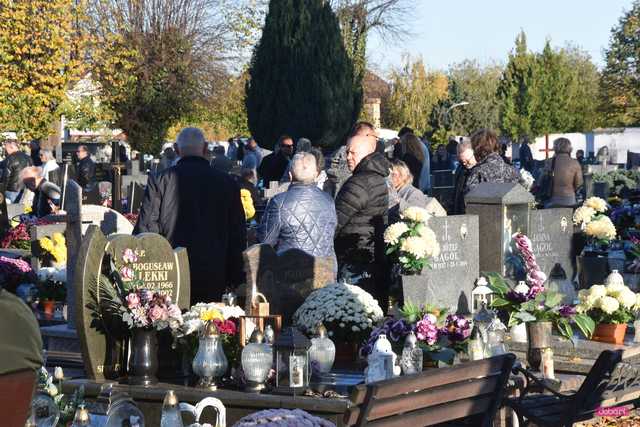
473, 302, 495, 344
241, 330, 273, 392
309, 324, 336, 374
192, 321, 228, 391
273, 327, 311, 394
472, 277, 494, 312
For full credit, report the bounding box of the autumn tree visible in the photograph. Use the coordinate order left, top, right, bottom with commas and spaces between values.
0, 0, 81, 140
382, 56, 448, 135
445, 60, 503, 136
600, 0, 640, 126
246, 0, 358, 149
86, 0, 245, 154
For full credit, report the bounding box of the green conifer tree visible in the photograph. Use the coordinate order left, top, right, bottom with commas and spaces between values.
246, 0, 359, 149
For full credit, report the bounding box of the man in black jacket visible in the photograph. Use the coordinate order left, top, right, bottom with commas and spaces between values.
1, 140, 33, 202
20, 166, 61, 218
75, 145, 97, 193
135, 128, 247, 304
257, 135, 293, 184
452, 141, 477, 215
335, 134, 389, 305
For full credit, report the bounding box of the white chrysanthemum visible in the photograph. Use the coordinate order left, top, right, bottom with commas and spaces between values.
585, 197, 608, 213
634, 293, 640, 311
401, 236, 429, 259
585, 217, 617, 240
589, 285, 607, 299
400, 206, 430, 223
597, 296, 620, 314
606, 281, 627, 297
617, 288, 637, 309
519, 169, 535, 190
577, 289, 590, 303
573, 206, 596, 225
417, 226, 441, 257
384, 222, 409, 245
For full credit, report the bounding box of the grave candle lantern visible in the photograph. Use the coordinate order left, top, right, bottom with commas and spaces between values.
242, 330, 273, 392
273, 327, 311, 394
192, 321, 228, 391
472, 276, 494, 312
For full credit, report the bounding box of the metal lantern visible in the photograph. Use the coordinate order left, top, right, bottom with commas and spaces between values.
273, 327, 311, 394
192, 321, 229, 391
308, 324, 336, 374
241, 330, 273, 392
472, 277, 494, 312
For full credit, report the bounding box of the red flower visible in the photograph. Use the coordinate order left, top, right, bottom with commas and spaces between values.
214, 319, 237, 335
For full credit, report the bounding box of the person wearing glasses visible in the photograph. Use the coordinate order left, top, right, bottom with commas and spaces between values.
75, 145, 97, 193
258, 135, 294, 184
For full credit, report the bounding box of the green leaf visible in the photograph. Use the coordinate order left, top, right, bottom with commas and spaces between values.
485, 272, 509, 295
490, 297, 511, 308
515, 312, 537, 322
556, 318, 573, 341
574, 314, 596, 339
544, 292, 563, 308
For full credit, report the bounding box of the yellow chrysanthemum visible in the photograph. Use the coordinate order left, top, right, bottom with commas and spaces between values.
39, 237, 54, 252
240, 189, 255, 220
200, 309, 223, 322
24, 205, 32, 214
52, 232, 65, 246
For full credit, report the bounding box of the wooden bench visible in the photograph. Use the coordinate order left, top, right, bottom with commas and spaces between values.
505, 349, 640, 427
0, 369, 37, 427
344, 353, 516, 426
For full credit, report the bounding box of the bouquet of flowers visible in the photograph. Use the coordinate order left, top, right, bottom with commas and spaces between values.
519, 169, 535, 191
576, 282, 640, 325
487, 272, 595, 340
0, 221, 31, 250
120, 289, 183, 331
38, 232, 67, 265
509, 232, 546, 292
573, 197, 617, 245
360, 303, 471, 364
0, 255, 36, 292
240, 189, 255, 221
173, 303, 244, 367
384, 206, 440, 274
293, 282, 384, 343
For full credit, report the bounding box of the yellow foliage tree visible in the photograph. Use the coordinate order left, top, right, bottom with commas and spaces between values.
382, 55, 448, 135
0, 0, 81, 140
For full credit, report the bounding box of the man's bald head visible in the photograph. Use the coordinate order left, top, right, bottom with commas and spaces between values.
346, 134, 376, 172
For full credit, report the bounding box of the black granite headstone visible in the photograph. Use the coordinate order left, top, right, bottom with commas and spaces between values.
126, 182, 144, 214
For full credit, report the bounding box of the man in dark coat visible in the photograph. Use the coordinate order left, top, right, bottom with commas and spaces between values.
258, 135, 293, 184
75, 145, 97, 193
452, 141, 477, 214
1, 140, 33, 202
334, 134, 389, 306
135, 127, 247, 304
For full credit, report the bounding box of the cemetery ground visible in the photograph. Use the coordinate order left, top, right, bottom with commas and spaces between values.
10, 160, 640, 425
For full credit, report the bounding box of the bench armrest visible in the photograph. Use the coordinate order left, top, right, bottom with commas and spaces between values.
512, 365, 575, 403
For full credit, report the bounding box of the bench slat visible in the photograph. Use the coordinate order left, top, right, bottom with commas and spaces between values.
365, 395, 492, 427
367, 376, 499, 420
372, 356, 505, 400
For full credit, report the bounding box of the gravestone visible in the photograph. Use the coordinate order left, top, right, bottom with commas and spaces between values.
81, 204, 134, 235
465, 183, 535, 277
74, 225, 191, 380
66, 180, 83, 328
242, 244, 335, 322
529, 208, 574, 279
402, 215, 478, 314
122, 174, 148, 193
263, 182, 290, 200
126, 158, 142, 176
126, 182, 144, 214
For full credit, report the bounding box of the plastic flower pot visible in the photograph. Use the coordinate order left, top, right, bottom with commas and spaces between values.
592, 323, 627, 345
41, 300, 56, 319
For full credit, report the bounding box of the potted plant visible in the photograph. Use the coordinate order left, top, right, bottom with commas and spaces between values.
576, 282, 639, 344
487, 272, 595, 342
293, 282, 384, 363
37, 233, 67, 268
360, 303, 472, 368
37, 279, 66, 318
384, 206, 440, 275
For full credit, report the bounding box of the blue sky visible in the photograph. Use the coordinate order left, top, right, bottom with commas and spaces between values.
368, 0, 633, 72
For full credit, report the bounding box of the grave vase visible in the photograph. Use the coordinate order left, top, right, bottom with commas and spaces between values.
128, 328, 159, 386
592, 323, 627, 345
577, 250, 609, 290
526, 321, 552, 371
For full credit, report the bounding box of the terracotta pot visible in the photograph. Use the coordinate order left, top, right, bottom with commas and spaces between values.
592, 323, 627, 345
42, 300, 56, 319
